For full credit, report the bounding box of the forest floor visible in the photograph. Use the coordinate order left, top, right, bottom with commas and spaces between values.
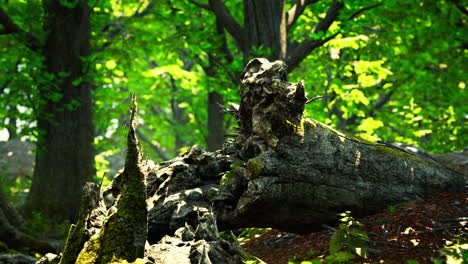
242, 189, 467, 264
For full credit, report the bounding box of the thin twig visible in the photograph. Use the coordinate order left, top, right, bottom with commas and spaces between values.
361, 219, 393, 226
407, 225, 466, 235
367, 240, 426, 249
433, 217, 468, 223
187, 0, 212, 11
321, 224, 336, 231
305, 95, 327, 104
347, 3, 382, 21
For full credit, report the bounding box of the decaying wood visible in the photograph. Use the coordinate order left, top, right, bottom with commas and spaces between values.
218, 58, 464, 232
59, 182, 106, 264
74, 94, 148, 264
50, 58, 464, 264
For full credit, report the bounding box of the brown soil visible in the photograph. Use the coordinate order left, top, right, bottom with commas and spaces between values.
242, 190, 467, 264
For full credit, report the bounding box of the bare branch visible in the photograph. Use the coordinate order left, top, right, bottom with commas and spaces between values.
347, 3, 382, 21
207, 0, 247, 48
132, 0, 156, 18
285, 1, 344, 72
95, 1, 155, 52
374, 90, 393, 110
286, 0, 320, 31
285, 33, 338, 72
0, 6, 40, 51
136, 129, 171, 161
313, 1, 344, 33
305, 95, 327, 104
447, 0, 468, 16
187, 0, 212, 11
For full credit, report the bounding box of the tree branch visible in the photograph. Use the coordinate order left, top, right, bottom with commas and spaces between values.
0, 7, 40, 51
447, 0, 468, 16
285, 33, 338, 72
132, 0, 156, 18
286, 0, 320, 32
207, 0, 247, 48
136, 129, 171, 161
285, 1, 344, 72
313, 1, 344, 33
187, 0, 212, 11
373, 90, 393, 110
95, 1, 155, 52
347, 3, 382, 21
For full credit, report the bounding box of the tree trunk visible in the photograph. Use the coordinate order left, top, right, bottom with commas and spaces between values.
23, 0, 94, 222
169, 75, 189, 152
244, 0, 286, 60
207, 91, 225, 151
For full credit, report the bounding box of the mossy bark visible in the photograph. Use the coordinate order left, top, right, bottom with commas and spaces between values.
218, 58, 464, 233
59, 182, 106, 264
75, 94, 147, 263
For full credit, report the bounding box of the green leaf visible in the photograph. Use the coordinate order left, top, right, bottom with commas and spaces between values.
329, 229, 346, 254
105, 60, 117, 70
58, 71, 70, 78
72, 77, 83, 86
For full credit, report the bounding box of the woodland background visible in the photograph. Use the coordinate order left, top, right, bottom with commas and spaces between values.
0, 0, 466, 263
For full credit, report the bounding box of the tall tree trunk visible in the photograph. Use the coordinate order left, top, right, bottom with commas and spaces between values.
244, 0, 286, 60
204, 18, 231, 151
207, 91, 225, 151
23, 0, 94, 222
169, 75, 188, 152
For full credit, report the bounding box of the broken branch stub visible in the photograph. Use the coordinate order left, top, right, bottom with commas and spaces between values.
75, 94, 148, 263
238, 58, 307, 159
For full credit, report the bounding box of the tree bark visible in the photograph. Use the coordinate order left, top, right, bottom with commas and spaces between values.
217, 58, 464, 231
203, 0, 342, 71
244, 0, 286, 60
23, 0, 95, 222
207, 91, 225, 151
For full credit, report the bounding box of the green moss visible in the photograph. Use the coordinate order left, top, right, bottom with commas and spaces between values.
246, 157, 262, 179
59, 189, 92, 264
305, 118, 375, 144
75, 172, 147, 264
0, 241, 9, 253
220, 160, 245, 185
75, 95, 147, 264
240, 248, 267, 264
283, 119, 304, 137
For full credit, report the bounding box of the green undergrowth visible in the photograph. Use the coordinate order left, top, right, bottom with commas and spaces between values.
220, 227, 272, 245
22, 212, 70, 240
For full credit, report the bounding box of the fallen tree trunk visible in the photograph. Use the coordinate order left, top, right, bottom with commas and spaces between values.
47, 58, 464, 264
218, 58, 464, 232
143, 58, 463, 237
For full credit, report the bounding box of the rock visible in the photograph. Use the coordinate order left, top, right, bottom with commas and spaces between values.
0, 140, 34, 179
145, 235, 191, 264
35, 253, 59, 264
0, 254, 36, 264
